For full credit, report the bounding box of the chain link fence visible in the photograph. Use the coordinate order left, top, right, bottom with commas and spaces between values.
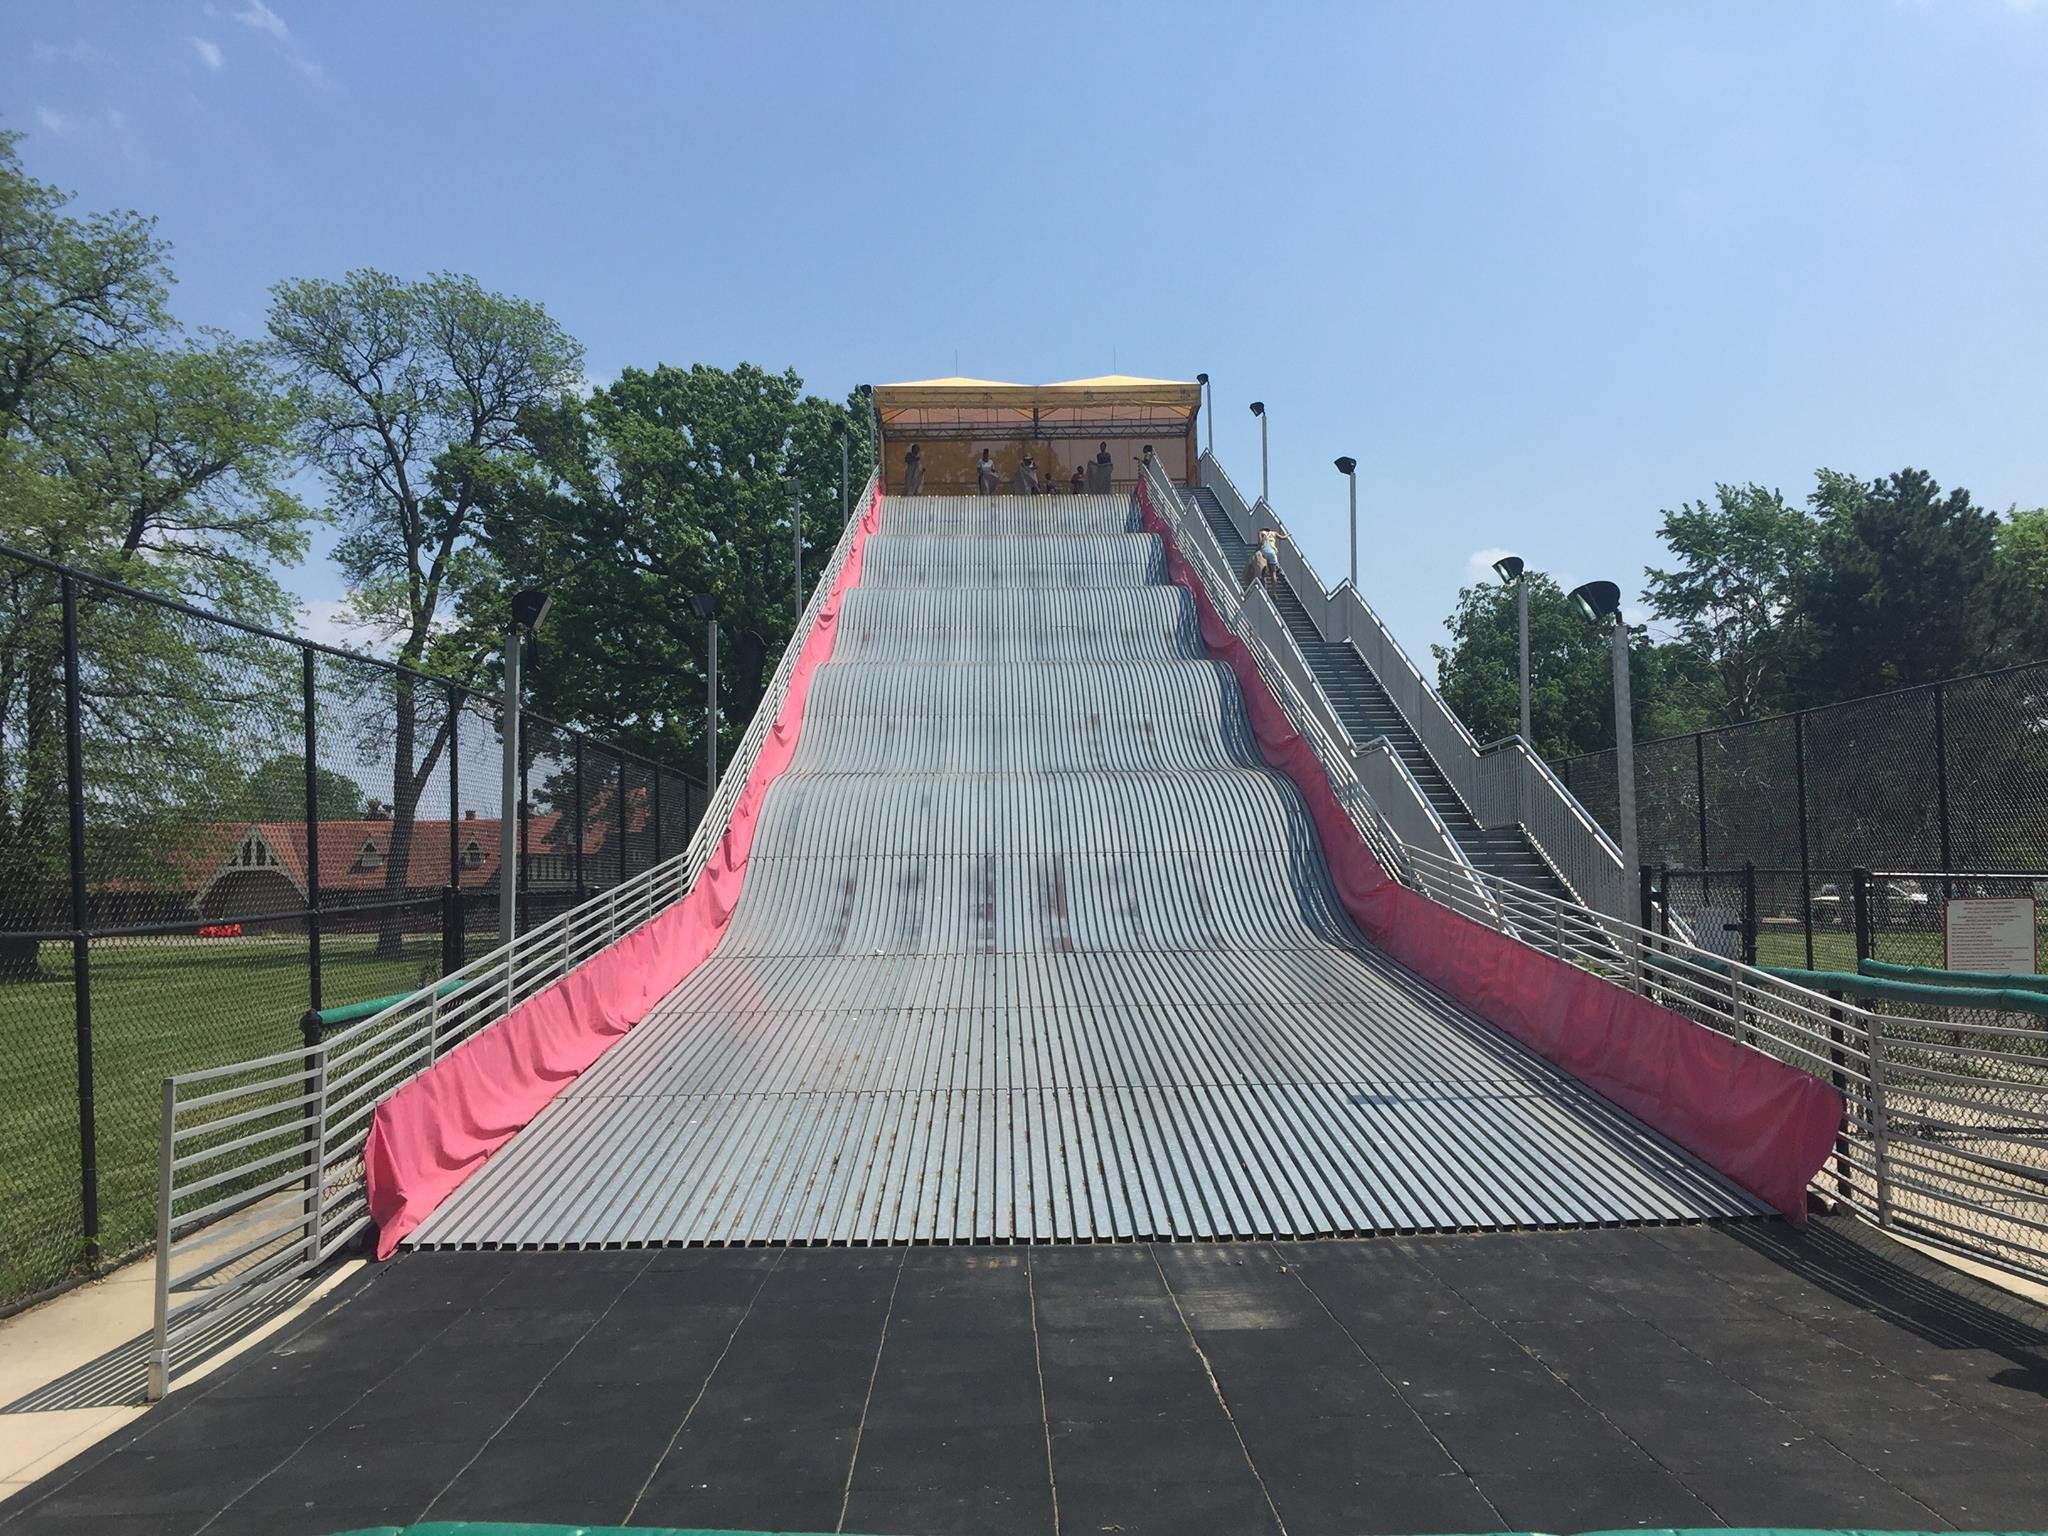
1561, 658, 2048, 949
0, 546, 709, 1311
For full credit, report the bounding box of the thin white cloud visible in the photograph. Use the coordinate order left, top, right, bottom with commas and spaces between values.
234, 0, 289, 40
1465, 546, 1515, 585
32, 105, 133, 142
33, 40, 115, 66
232, 1, 338, 92
192, 37, 224, 70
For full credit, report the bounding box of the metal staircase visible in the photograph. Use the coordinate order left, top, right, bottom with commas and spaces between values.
1184, 485, 1570, 900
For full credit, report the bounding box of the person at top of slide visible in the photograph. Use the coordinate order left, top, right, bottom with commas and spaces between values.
1069, 462, 1086, 494
1087, 440, 1112, 493
902, 443, 925, 496
1015, 454, 1039, 496
976, 449, 998, 494
1241, 525, 1288, 592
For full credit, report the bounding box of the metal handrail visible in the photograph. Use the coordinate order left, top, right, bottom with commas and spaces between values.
1140, 462, 1493, 917
1163, 488, 2042, 1276
1197, 450, 1628, 916
148, 472, 883, 1398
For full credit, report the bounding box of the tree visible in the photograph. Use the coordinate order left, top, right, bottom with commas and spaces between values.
1643, 482, 1817, 723
486, 363, 862, 764
268, 270, 581, 952
1433, 572, 1710, 764
1994, 507, 2048, 662
1, 134, 308, 974
1796, 468, 2013, 703
229, 754, 369, 823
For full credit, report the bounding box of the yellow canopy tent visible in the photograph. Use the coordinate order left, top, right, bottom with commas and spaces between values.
873, 375, 1200, 495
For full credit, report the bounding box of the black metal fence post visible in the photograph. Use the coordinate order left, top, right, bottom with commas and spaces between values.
1853, 868, 1873, 967
1933, 682, 1953, 887
1694, 732, 1709, 867
615, 747, 627, 886
446, 684, 464, 972
518, 727, 531, 933
61, 575, 99, 1265
302, 648, 322, 1015
1740, 861, 1759, 969
572, 735, 585, 901
1794, 711, 1814, 970
652, 766, 664, 866
1638, 864, 1656, 932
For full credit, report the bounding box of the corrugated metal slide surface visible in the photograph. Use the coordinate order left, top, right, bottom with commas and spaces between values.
409, 494, 1760, 1247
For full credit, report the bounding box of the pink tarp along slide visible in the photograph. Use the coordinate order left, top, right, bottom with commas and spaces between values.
1134, 478, 1843, 1225
362, 481, 887, 1258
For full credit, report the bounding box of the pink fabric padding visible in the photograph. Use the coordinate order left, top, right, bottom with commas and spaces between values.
1135, 479, 1841, 1224
363, 481, 886, 1257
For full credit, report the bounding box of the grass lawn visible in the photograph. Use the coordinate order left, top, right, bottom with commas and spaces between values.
1, 933, 441, 1307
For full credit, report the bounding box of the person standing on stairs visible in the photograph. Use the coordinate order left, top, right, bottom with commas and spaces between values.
1241, 525, 1288, 593
976, 448, 999, 494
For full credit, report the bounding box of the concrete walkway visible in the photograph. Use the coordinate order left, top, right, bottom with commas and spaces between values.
0, 1249, 358, 1508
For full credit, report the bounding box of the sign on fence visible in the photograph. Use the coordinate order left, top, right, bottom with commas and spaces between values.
1944, 897, 2038, 973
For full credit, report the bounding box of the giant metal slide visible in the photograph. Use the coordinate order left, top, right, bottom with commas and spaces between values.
406, 493, 1757, 1246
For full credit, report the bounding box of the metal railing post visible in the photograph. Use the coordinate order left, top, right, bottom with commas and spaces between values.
1853, 867, 1873, 966
61, 574, 99, 1265
304, 1042, 329, 1263
1867, 1017, 1892, 1227
147, 1077, 175, 1401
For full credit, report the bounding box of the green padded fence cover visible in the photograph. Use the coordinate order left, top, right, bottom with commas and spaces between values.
1861, 955, 2048, 992
1758, 964, 2048, 1015
314, 977, 466, 1030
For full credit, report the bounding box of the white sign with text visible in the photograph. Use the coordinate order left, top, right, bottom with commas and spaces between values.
1944, 897, 2037, 974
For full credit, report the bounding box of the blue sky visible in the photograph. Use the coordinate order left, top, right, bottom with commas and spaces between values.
7, 0, 2046, 667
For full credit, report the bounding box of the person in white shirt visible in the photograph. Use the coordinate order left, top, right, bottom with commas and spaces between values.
976, 449, 998, 494
1241, 526, 1288, 592
1014, 455, 1038, 496
902, 443, 925, 496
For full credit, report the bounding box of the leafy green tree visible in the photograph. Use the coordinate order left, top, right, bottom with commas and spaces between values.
1643, 482, 1817, 723
1796, 468, 2013, 702
268, 270, 581, 951
0, 135, 308, 973
1994, 507, 2048, 661
486, 363, 864, 764
228, 754, 369, 823
1433, 572, 1710, 763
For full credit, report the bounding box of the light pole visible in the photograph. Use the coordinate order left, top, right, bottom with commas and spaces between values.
783, 474, 802, 624
1570, 579, 1638, 878
1249, 401, 1268, 505
500, 587, 552, 946
1493, 555, 1530, 746
834, 419, 849, 523
1196, 372, 1212, 458
857, 383, 874, 481
692, 591, 719, 791
1334, 455, 1358, 590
